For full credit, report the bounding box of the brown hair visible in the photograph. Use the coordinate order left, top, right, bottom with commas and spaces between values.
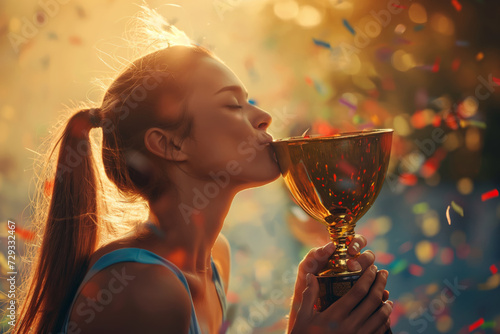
12, 44, 215, 333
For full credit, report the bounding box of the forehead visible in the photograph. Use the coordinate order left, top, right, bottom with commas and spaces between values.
187, 57, 244, 94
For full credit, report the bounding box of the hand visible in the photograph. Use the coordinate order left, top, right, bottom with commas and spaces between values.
287, 235, 392, 334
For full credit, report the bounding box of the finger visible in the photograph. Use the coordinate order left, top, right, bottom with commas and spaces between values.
297, 242, 336, 278
347, 234, 367, 256
348, 270, 389, 324
293, 243, 337, 312
382, 290, 389, 302
323, 265, 378, 318
347, 250, 375, 272
363, 302, 392, 334
295, 273, 319, 324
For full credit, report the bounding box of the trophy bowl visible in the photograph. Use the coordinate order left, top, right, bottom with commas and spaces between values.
270, 129, 393, 312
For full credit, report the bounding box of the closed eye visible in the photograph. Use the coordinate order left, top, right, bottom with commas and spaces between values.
226, 105, 243, 109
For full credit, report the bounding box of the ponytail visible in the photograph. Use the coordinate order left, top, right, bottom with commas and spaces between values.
14, 109, 101, 333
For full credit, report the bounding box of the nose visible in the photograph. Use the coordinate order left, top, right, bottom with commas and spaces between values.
251, 105, 272, 130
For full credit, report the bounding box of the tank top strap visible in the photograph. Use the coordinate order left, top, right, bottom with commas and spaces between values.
210, 257, 228, 322
63, 247, 202, 334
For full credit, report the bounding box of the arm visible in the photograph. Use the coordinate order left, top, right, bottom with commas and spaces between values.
68, 262, 191, 334
212, 232, 231, 294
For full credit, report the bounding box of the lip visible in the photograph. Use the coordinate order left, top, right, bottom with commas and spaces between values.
258, 133, 274, 146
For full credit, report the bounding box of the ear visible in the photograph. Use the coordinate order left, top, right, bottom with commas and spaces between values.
144, 127, 188, 162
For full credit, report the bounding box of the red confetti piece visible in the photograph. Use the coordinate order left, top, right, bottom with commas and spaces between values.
493, 77, 500, 85
399, 241, 413, 253
490, 264, 498, 275
409, 264, 424, 276
305, 76, 313, 86
451, 0, 462, 11
432, 56, 441, 72
392, 4, 407, 8
399, 173, 417, 186
374, 252, 395, 265
481, 189, 499, 201
44, 179, 54, 197
468, 318, 484, 332
451, 58, 461, 71
16, 226, 35, 241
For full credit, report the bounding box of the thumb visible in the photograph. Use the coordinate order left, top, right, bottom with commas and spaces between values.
298, 273, 319, 320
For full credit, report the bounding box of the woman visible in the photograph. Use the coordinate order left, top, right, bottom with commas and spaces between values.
14, 42, 392, 333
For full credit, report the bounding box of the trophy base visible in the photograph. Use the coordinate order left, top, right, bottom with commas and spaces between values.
315, 274, 392, 334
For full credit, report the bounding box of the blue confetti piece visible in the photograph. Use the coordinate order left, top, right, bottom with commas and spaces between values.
456, 40, 470, 47
312, 38, 331, 49
342, 19, 356, 35
414, 24, 425, 31
248, 99, 257, 105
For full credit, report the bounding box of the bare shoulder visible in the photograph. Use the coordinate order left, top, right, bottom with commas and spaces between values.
68, 262, 191, 334
212, 233, 231, 293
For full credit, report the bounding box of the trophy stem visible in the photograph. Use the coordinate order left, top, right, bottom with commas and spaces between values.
318, 217, 358, 277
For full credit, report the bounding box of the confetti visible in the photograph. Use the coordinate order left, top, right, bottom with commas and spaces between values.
342, 19, 356, 35
312, 38, 331, 49
478, 273, 500, 290
301, 128, 310, 137
451, 58, 461, 71
455, 40, 469, 47
490, 264, 498, 275
409, 264, 424, 276
412, 202, 429, 214
248, 99, 257, 105
481, 320, 496, 329
432, 56, 441, 72
476, 52, 484, 61
338, 98, 357, 110
481, 189, 499, 201
451, 0, 462, 11
305, 76, 313, 86
468, 318, 484, 332
392, 4, 407, 9
451, 201, 464, 217
493, 76, 500, 85
446, 205, 451, 225
414, 24, 425, 31
16, 226, 36, 241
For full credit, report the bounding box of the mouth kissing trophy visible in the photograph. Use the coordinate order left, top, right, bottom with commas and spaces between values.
270, 129, 393, 318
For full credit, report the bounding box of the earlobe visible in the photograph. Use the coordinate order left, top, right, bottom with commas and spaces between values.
144, 128, 188, 162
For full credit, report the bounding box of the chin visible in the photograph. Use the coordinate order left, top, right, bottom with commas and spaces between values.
237, 159, 281, 189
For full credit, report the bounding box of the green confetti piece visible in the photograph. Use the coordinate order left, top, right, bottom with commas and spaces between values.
451, 201, 464, 217
480, 321, 495, 328
412, 202, 429, 215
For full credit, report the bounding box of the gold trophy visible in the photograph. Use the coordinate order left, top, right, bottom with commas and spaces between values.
270, 129, 393, 314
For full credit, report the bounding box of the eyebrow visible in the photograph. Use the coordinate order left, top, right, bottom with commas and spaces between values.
214, 85, 249, 99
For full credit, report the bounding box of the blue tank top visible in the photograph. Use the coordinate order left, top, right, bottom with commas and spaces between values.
62, 247, 227, 333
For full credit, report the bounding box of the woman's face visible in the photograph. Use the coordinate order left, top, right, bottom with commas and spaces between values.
171, 56, 281, 188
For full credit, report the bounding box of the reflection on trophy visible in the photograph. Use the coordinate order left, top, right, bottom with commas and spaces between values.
270, 129, 393, 313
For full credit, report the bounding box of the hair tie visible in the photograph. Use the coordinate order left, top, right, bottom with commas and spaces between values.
88, 108, 102, 128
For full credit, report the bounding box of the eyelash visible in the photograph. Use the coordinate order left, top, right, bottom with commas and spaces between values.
227, 105, 243, 109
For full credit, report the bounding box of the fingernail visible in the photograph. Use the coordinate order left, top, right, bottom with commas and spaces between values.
306, 273, 313, 285
324, 242, 335, 253
387, 300, 393, 307
371, 265, 378, 273
352, 242, 360, 253
351, 260, 362, 272
380, 270, 388, 278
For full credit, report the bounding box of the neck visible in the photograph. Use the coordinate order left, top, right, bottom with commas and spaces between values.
146, 179, 239, 275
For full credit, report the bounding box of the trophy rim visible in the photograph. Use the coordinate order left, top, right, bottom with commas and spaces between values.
271, 128, 394, 144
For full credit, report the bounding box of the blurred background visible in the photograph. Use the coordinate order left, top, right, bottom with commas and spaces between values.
1, 0, 499, 333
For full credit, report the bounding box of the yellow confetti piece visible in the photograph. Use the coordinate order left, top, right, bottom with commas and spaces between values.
446, 205, 451, 225
478, 273, 500, 290
451, 201, 464, 217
